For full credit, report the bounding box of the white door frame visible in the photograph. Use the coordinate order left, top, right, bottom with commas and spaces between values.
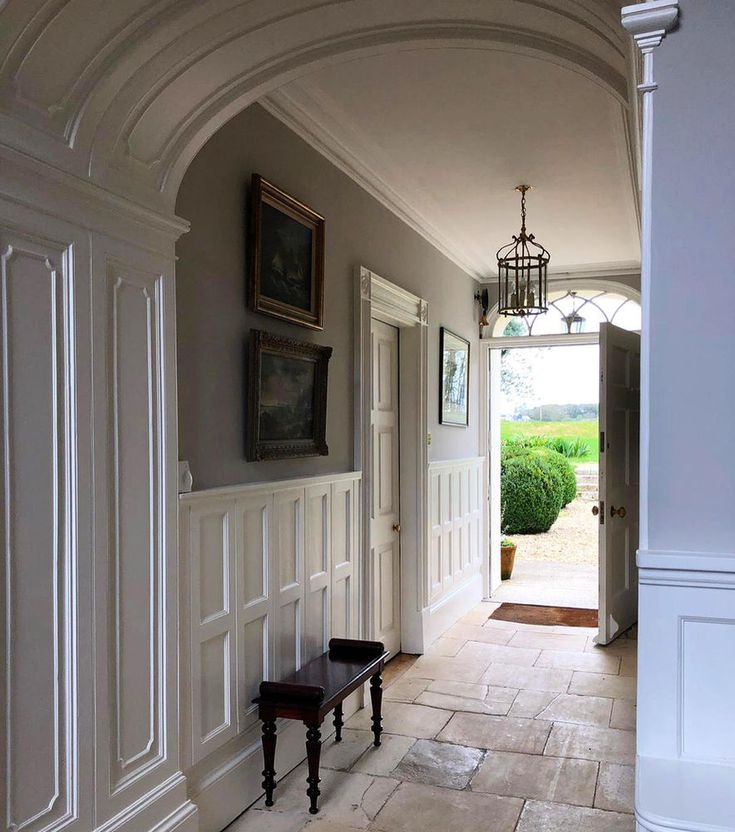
355, 266, 429, 653
478, 278, 641, 599
479, 331, 601, 598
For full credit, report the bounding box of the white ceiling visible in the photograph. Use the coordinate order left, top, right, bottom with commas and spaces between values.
264, 47, 640, 280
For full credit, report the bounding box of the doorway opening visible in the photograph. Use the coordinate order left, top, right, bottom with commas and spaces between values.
493, 341, 600, 610
483, 284, 642, 642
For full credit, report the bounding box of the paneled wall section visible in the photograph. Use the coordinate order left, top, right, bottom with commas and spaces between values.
428, 457, 485, 608
179, 472, 361, 831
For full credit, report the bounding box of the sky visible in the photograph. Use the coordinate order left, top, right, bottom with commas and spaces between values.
501, 344, 599, 416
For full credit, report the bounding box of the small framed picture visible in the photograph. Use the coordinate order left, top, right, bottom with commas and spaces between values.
249, 174, 325, 330
439, 327, 470, 427
246, 330, 332, 461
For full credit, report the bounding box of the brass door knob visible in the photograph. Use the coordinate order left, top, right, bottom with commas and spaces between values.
591, 505, 600, 516
610, 505, 626, 519
392, 523, 401, 533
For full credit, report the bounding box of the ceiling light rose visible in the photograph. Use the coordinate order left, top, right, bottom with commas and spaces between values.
497, 185, 550, 317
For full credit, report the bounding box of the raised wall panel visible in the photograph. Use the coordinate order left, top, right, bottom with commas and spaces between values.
274, 488, 303, 678
0, 233, 76, 832
429, 470, 442, 600
189, 500, 237, 762
331, 479, 356, 639
237, 494, 270, 733
304, 484, 330, 663
106, 261, 166, 791
681, 618, 735, 762
427, 458, 484, 607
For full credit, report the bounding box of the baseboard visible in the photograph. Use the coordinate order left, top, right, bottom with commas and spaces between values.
190, 691, 360, 832
636, 756, 735, 832
418, 572, 483, 651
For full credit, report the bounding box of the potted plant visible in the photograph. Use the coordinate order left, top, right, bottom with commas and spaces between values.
501, 537, 517, 580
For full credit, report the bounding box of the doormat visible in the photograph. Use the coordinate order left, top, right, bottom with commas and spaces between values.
489, 603, 598, 628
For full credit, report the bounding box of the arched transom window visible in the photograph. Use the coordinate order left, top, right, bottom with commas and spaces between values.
492, 288, 641, 337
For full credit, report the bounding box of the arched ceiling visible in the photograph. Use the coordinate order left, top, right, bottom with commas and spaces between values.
0, 0, 635, 244
263, 45, 640, 277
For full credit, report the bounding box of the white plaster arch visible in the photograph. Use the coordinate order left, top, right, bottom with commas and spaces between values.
0, 0, 631, 213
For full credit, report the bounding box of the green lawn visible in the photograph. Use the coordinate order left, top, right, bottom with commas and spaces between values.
501, 419, 599, 463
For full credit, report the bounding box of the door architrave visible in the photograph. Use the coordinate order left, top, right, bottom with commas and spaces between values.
355, 266, 429, 653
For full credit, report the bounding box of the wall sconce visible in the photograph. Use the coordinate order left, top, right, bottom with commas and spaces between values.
475, 288, 490, 338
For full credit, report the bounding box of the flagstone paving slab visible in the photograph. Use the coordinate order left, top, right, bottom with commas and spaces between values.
482, 663, 573, 692
537, 693, 613, 727
516, 799, 635, 832
438, 712, 552, 754
471, 749, 598, 807
610, 699, 636, 731
570, 672, 637, 701
595, 763, 635, 813
392, 739, 483, 789
350, 734, 417, 776
535, 649, 621, 675
545, 723, 636, 765
346, 701, 452, 739
372, 782, 523, 832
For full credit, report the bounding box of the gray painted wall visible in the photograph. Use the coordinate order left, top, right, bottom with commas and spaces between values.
176, 103, 480, 490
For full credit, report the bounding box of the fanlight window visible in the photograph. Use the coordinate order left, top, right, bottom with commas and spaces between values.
493, 289, 641, 337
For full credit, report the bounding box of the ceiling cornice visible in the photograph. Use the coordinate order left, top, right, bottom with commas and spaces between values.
260, 88, 480, 278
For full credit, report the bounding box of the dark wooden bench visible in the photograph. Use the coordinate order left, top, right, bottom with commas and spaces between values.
253, 638, 388, 814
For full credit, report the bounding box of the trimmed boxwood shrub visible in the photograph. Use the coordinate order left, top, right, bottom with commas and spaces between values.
501, 450, 562, 534
500, 444, 578, 533
532, 447, 577, 507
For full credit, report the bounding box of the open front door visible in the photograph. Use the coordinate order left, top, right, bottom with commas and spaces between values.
597, 322, 640, 644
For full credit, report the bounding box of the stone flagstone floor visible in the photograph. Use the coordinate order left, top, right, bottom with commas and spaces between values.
227, 601, 637, 832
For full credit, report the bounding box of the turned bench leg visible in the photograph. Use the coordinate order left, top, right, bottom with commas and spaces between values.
370, 672, 383, 746
261, 719, 277, 806
305, 722, 322, 814
333, 703, 344, 742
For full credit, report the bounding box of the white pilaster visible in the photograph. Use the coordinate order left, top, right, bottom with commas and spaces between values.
0, 150, 197, 832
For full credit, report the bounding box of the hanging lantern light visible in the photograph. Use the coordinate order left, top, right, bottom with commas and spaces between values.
496, 185, 550, 317
562, 291, 586, 333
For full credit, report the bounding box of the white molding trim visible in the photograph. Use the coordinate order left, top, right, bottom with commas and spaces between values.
621, 0, 678, 550
636, 756, 735, 832
355, 266, 429, 653
261, 92, 478, 278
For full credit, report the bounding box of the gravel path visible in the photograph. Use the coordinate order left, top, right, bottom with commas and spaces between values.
512, 497, 598, 565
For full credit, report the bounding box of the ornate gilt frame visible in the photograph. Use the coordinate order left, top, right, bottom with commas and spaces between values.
249, 174, 325, 330
246, 329, 331, 461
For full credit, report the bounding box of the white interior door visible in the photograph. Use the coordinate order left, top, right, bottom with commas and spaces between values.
371, 318, 401, 656
598, 322, 640, 644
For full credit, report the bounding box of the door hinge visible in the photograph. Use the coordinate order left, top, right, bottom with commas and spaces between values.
599, 430, 605, 453
600, 500, 604, 525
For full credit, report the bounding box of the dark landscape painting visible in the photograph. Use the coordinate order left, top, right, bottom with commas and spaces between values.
259, 352, 315, 441
247, 330, 331, 460
249, 175, 325, 329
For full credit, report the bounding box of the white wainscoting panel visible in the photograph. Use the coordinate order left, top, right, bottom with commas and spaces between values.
425, 457, 485, 645
180, 472, 361, 832
636, 549, 735, 832
1, 228, 80, 832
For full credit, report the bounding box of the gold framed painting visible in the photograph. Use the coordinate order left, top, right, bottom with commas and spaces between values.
249, 174, 325, 330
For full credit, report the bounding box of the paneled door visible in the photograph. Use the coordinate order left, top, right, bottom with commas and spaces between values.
597, 322, 640, 644
371, 318, 401, 656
